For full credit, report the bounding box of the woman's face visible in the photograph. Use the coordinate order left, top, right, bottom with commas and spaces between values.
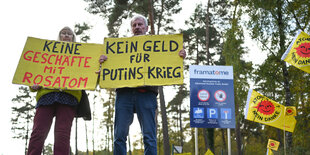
60, 29, 74, 42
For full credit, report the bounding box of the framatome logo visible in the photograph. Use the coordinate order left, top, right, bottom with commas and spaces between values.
194, 69, 229, 76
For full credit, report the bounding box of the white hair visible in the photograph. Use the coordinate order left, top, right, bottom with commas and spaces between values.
57, 26, 76, 42
130, 14, 148, 27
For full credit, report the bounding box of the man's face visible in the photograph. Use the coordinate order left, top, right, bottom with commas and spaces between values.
131, 18, 148, 36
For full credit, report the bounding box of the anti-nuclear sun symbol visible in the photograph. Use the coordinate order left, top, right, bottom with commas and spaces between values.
254, 100, 275, 115
295, 42, 310, 58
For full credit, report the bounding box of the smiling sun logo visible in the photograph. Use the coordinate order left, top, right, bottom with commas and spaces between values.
295, 42, 310, 58
254, 100, 275, 115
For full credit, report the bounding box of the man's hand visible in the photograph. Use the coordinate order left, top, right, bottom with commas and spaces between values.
178, 47, 186, 59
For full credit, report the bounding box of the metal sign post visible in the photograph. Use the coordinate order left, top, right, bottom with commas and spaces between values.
227, 128, 231, 155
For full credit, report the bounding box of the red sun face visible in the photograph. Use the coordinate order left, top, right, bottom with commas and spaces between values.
295, 43, 310, 58
287, 109, 292, 114
254, 100, 275, 115
286, 107, 294, 116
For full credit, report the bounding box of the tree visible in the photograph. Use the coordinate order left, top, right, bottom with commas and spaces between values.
11, 86, 35, 155
101, 89, 115, 152
241, 0, 310, 153
221, 1, 253, 154
183, 1, 226, 153
167, 85, 189, 148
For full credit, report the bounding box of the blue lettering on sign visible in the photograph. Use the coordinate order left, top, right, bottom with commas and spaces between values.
194, 69, 229, 76
193, 107, 204, 119
207, 108, 218, 119
221, 108, 232, 119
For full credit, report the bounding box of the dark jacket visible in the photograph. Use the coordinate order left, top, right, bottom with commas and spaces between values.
76, 90, 91, 121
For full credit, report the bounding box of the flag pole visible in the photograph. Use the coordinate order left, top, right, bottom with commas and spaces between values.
195, 128, 198, 155
283, 107, 286, 155
283, 108, 286, 155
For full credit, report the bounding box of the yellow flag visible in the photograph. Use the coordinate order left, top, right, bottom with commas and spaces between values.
266, 148, 274, 155
267, 139, 280, 151
281, 30, 310, 74
205, 149, 214, 155
245, 89, 296, 132
285, 106, 297, 117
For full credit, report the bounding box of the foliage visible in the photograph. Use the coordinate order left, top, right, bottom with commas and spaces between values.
241, 0, 310, 153
75, 22, 92, 42
83, 0, 182, 37
183, 3, 220, 67
43, 143, 53, 155
11, 86, 35, 153
101, 89, 115, 151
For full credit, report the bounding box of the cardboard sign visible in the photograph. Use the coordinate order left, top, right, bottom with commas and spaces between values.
99, 34, 184, 88
12, 37, 104, 90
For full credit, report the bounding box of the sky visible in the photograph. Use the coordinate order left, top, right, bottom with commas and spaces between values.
0, 0, 264, 154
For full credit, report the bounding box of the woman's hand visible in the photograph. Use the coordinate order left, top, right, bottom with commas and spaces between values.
99, 55, 108, 63
31, 84, 42, 91
96, 55, 108, 74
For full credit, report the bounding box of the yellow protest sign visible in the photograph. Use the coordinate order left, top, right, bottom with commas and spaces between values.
267, 139, 280, 151
245, 89, 296, 132
12, 37, 104, 90
281, 30, 310, 74
99, 34, 184, 88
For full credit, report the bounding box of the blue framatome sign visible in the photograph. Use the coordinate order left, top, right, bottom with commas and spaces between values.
190, 65, 235, 128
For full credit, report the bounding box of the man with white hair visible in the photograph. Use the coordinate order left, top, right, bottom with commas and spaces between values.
99, 14, 186, 155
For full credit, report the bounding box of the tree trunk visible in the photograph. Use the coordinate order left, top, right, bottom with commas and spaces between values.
128, 135, 132, 155
159, 86, 170, 155
148, 0, 170, 154
231, 1, 243, 155
179, 103, 184, 147
75, 118, 78, 155
25, 111, 30, 155
148, 0, 155, 35
235, 107, 242, 155
203, 129, 209, 152
221, 129, 226, 149
204, 0, 215, 152
92, 100, 95, 155
276, 0, 293, 153
205, 0, 211, 65
85, 122, 89, 155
